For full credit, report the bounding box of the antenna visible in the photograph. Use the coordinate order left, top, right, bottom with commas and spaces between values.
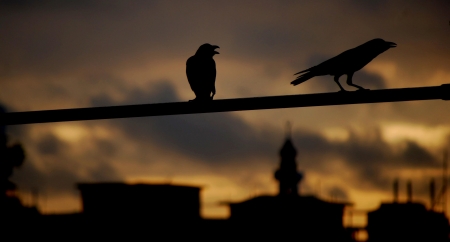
435, 150, 448, 213
443, 150, 447, 214
317, 180, 321, 198
393, 178, 399, 203
407, 180, 413, 203
285, 121, 292, 138
430, 178, 436, 210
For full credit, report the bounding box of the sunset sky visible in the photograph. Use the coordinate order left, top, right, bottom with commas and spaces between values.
1, 0, 450, 226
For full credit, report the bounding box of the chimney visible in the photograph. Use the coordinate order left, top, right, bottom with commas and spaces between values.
407, 180, 413, 203
443, 151, 447, 214
430, 178, 435, 210
393, 179, 399, 203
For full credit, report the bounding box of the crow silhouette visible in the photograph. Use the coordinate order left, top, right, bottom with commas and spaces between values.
291, 38, 396, 91
186, 43, 220, 101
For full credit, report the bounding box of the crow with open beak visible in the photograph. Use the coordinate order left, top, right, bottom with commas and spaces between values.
186, 43, 220, 101
291, 38, 397, 91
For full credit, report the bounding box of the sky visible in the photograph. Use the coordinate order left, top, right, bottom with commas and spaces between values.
1, 0, 450, 226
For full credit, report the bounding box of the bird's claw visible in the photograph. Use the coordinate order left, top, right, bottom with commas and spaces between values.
357, 88, 370, 91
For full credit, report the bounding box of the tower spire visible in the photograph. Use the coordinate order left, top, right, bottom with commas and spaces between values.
275, 124, 303, 196
285, 121, 292, 138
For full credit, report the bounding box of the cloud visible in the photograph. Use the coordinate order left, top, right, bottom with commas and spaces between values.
12, 156, 120, 195
87, 81, 440, 193
1, 1, 449, 214
7, 116, 122, 197
327, 186, 349, 201
91, 81, 277, 163
292, 128, 439, 191
1, 0, 448, 81
36, 133, 67, 155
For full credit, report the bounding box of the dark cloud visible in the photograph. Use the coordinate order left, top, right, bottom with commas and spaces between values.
327, 186, 349, 201
352, 70, 386, 90
232, 24, 300, 60
0, 1, 448, 211
95, 139, 118, 158
89, 81, 439, 192
2, 104, 122, 196
0, 0, 447, 81
11, 156, 121, 195
293, 128, 439, 191
1, 88, 442, 215
0, 0, 37, 8
0, 0, 125, 11
350, 0, 389, 12
401, 141, 437, 167
36, 133, 66, 155
91, 80, 179, 106
92, 81, 277, 163
10, 133, 123, 196
86, 161, 120, 181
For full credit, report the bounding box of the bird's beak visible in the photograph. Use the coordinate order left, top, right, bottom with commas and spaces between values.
388, 42, 397, 48
213, 45, 220, 54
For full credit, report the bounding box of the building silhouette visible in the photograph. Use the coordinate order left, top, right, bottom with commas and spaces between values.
3, 130, 449, 241
225, 134, 353, 240
366, 180, 449, 242
367, 202, 448, 242
1, 117, 40, 237
78, 183, 201, 221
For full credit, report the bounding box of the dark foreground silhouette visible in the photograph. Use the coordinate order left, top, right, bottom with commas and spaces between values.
291, 38, 396, 91
186, 43, 220, 102
1, 126, 449, 241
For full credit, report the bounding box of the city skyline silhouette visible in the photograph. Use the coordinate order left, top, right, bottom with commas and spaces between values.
2, 122, 449, 241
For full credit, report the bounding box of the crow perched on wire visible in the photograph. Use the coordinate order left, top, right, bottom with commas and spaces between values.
186, 43, 220, 101
291, 38, 396, 91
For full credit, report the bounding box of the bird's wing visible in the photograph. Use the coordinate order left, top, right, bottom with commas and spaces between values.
291, 55, 343, 86
186, 56, 216, 97
186, 56, 201, 92
204, 58, 216, 86
324, 45, 374, 73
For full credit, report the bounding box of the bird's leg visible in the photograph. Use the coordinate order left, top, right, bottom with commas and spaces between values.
211, 86, 216, 100
334, 75, 347, 92
346, 73, 367, 91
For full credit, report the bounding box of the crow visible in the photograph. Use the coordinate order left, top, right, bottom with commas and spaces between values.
291, 38, 396, 91
186, 43, 220, 101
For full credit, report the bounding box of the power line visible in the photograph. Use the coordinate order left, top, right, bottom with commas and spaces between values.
1, 84, 450, 125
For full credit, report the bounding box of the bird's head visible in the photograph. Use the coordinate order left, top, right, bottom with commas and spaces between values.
195, 43, 220, 57
368, 38, 397, 53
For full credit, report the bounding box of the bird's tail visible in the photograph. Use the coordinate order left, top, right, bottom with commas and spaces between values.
291, 71, 315, 86
293, 68, 311, 75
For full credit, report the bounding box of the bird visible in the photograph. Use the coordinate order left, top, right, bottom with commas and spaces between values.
291, 38, 396, 91
186, 43, 220, 102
